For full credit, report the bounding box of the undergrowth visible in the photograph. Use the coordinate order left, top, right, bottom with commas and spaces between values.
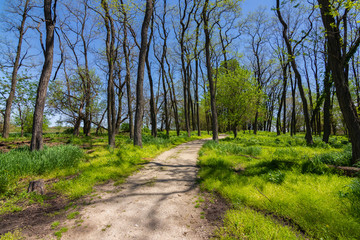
198, 132, 360, 239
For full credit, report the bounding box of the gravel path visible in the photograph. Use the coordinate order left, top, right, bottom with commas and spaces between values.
59, 139, 215, 240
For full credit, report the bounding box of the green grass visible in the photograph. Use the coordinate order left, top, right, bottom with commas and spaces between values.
51, 221, 60, 229
0, 230, 24, 240
54, 227, 68, 239
0, 131, 210, 216
198, 132, 360, 239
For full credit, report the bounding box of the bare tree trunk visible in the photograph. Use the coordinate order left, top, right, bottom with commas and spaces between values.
290, 68, 296, 136
3, 0, 30, 138
203, 0, 218, 142
145, 15, 157, 138
323, 57, 331, 143
165, 54, 180, 136
134, 0, 153, 147
276, 0, 313, 144
30, 0, 57, 151
101, 0, 117, 148
158, 0, 169, 137
318, 0, 360, 163
119, 0, 134, 139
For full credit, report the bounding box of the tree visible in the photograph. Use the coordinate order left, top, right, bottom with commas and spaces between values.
216, 60, 261, 138
276, 0, 314, 145
60, 0, 98, 136
202, 0, 219, 142
30, 0, 57, 151
317, 0, 360, 164
100, 0, 117, 148
134, 0, 154, 147
1, 0, 32, 138
119, 0, 134, 139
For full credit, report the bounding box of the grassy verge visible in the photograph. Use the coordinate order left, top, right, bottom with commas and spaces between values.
197, 132, 360, 239
0, 131, 210, 216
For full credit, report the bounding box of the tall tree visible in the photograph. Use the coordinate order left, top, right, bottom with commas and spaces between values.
202, 0, 219, 142
317, 0, 360, 164
119, 0, 134, 139
2, 0, 31, 138
30, 0, 57, 151
100, 0, 117, 148
276, 0, 314, 144
134, 0, 154, 147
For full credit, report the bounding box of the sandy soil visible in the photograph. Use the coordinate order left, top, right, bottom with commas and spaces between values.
45, 139, 218, 240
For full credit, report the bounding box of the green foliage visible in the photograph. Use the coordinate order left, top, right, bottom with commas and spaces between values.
120, 123, 130, 132
20, 111, 50, 133
216, 61, 264, 129
198, 132, 359, 239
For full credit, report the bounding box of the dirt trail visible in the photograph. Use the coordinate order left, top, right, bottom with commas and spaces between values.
54, 139, 216, 240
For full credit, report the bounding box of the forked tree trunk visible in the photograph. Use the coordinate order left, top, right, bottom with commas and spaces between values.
30, 0, 57, 151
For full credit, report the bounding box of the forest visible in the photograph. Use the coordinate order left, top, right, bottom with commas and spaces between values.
0, 0, 360, 239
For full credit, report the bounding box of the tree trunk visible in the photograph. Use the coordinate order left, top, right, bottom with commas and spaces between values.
318, 0, 360, 163
2, 0, 30, 139
145, 15, 157, 138
276, 1, 313, 144
203, 0, 218, 142
323, 58, 331, 143
30, 0, 57, 151
158, 1, 169, 137
120, 0, 134, 139
101, 0, 117, 148
134, 0, 153, 147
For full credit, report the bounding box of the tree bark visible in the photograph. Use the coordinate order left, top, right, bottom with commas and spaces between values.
134, 0, 153, 147
145, 14, 157, 138
2, 0, 30, 138
323, 57, 331, 143
318, 0, 360, 163
203, 0, 218, 142
119, 0, 134, 139
276, 0, 313, 144
101, 0, 117, 148
30, 0, 57, 151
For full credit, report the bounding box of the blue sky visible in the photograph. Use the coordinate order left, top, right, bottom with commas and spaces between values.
0, 0, 273, 14
242, 0, 274, 13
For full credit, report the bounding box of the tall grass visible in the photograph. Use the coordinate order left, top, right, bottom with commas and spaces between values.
0, 145, 84, 193
198, 132, 360, 239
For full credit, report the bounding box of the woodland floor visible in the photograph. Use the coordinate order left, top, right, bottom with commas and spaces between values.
1, 138, 227, 239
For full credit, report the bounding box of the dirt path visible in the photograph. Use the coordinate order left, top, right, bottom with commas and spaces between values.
52, 139, 216, 239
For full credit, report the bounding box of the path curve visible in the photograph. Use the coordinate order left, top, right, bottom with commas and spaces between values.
60, 139, 214, 240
